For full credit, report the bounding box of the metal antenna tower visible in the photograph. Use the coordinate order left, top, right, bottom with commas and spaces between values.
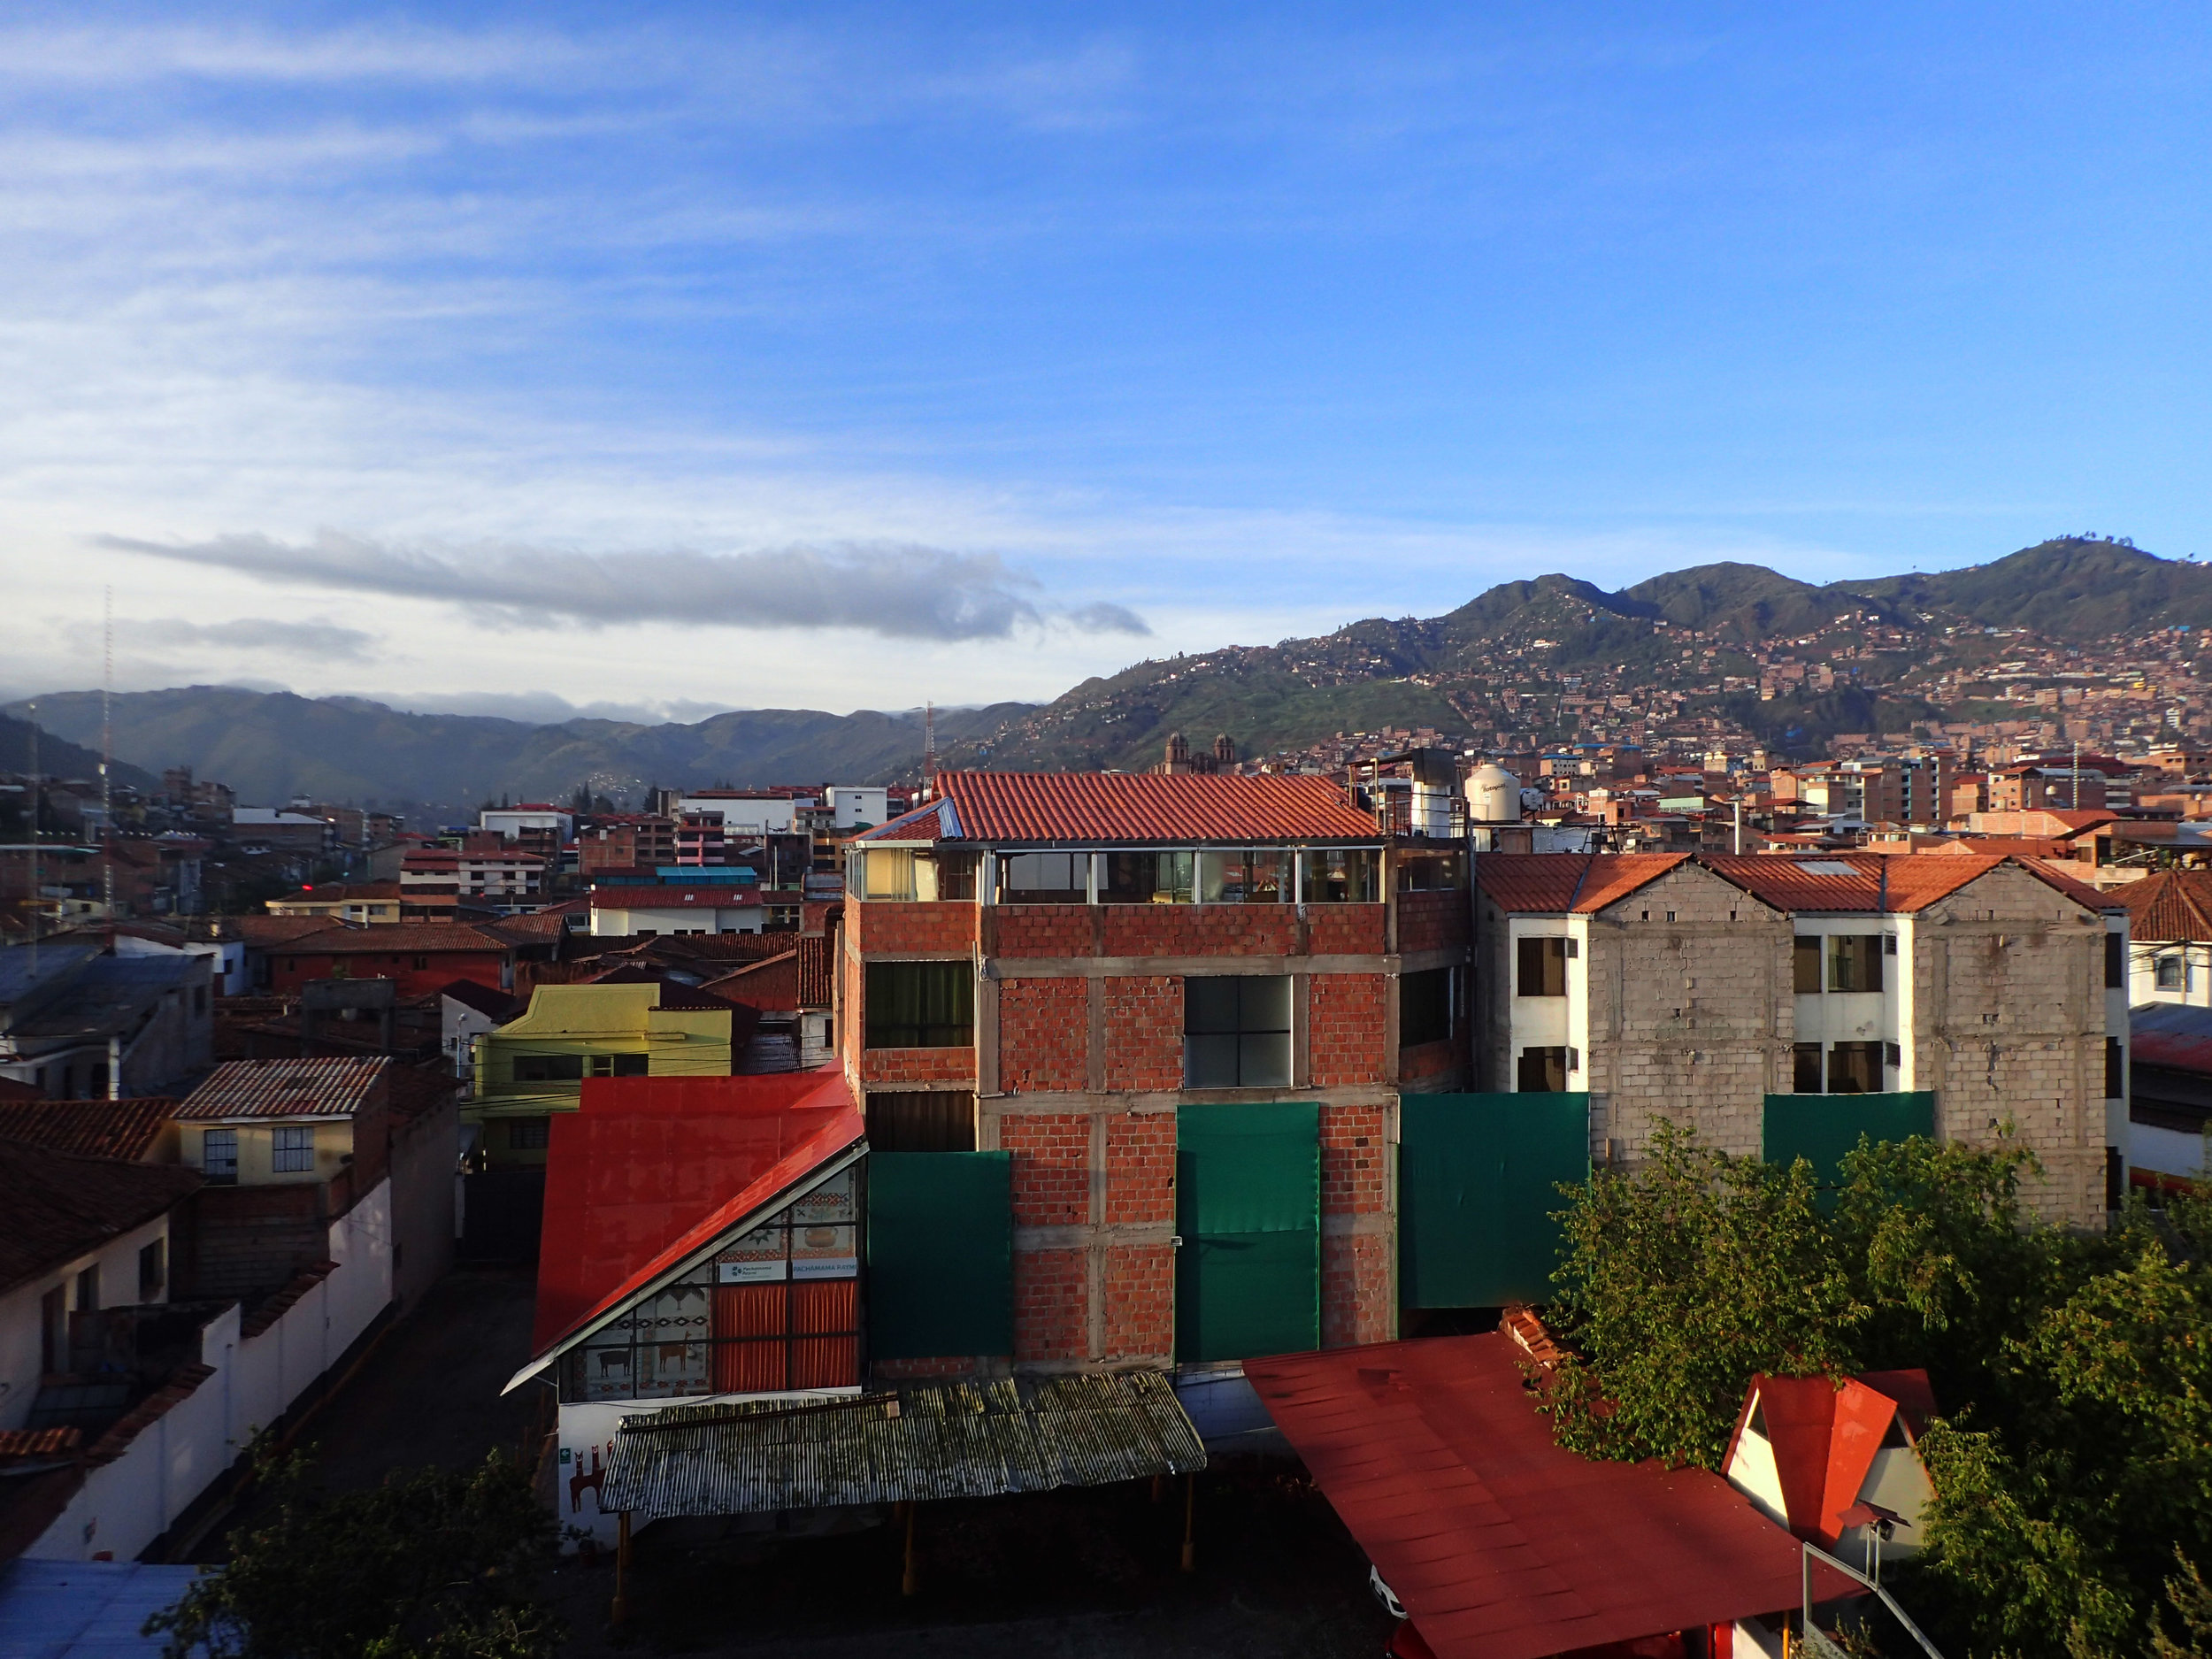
101, 588, 114, 925
25, 701, 37, 975
923, 701, 938, 800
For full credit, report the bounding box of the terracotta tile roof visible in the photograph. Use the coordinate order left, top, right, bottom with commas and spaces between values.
174, 1056, 389, 1122
234, 914, 349, 946
1475, 853, 1690, 912
493, 898, 590, 937
703, 950, 801, 1011
858, 771, 1384, 846
0, 1426, 81, 1465
0, 1097, 173, 1159
798, 933, 833, 1008
276, 881, 402, 902
0, 1139, 201, 1296
2116, 870, 2212, 942
295, 923, 514, 955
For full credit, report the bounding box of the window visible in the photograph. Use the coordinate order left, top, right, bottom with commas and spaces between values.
2107, 931, 2124, 990
919, 852, 978, 901
1400, 966, 1455, 1048
865, 1090, 978, 1151
514, 1053, 585, 1082
1196, 849, 1292, 903
194, 986, 208, 1014
1396, 852, 1465, 892
1793, 1042, 1824, 1094
587, 1053, 651, 1078
1828, 935, 1884, 994
860, 849, 917, 901
1793, 937, 1824, 995
139, 1239, 166, 1301
1102, 850, 1194, 904
1517, 1046, 1568, 1092
1828, 1041, 1883, 1094
864, 961, 974, 1048
508, 1118, 551, 1150
41, 1286, 65, 1374
1184, 975, 1292, 1087
272, 1125, 315, 1173
2158, 955, 2185, 991
999, 851, 1088, 903
203, 1127, 239, 1184
75, 1265, 99, 1313
1517, 936, 1568, 997
2107, 1037, 2125, 1099
1297, 848, 1379, 903
412, 956, 429, 971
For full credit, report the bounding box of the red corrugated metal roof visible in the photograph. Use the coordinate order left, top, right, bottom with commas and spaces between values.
1247, 1335, 1854, 1659
528, 1071, 861, 1356
860, 772, 1381, 845
174, 1056, 388, 1122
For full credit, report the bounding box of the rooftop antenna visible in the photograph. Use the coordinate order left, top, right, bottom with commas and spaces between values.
101, 587, 114, 927
922, 701, 938, 801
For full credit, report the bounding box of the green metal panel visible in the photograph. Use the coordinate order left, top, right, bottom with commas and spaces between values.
1176, 1102, 1319, 1362
1763, 1093, 1937, 1186
865, 1151, 1012, 1360
1398, 1093, 1591, 1310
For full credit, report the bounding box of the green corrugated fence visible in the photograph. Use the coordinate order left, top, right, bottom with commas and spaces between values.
1762, 1092, 1936, 1186
866, 1150, 1013, 1360
1176, 1102, 1320, 1362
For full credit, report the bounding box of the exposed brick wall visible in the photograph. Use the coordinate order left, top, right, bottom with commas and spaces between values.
1310, 973, 1389, 1087
1002, 1113, 1091, 1225
1308, 904, 1386, 956
853, 901, 978, 955
1319, 1104, 1387, 1216
1103, 1112, 1176, 1225
997, 978, 1087, 1093
1322, 1231, 1392, 1347
1102, 1241, 1174, 1360
991, 905, 1096, 959
1013, 1245, 1087, 1362
1398, 1037, 1462, 1084
1104, 977, 1184, 1090
1396, 890, 1471, 954
860, 1046, 977, 1085
1102, 905, 1302, 958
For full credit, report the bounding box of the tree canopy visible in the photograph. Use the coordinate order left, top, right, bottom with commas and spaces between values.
1540, 1124, 2212, 1659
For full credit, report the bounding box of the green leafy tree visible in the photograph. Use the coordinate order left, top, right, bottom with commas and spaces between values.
149, 1450, 563, 1659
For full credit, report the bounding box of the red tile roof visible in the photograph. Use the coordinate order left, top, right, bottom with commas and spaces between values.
526, 1071, 862, 1357
0, 1139, 202, 1296
797, 933, 833, 1008
174, 1056, 389, 1121
0, 1097, 173, 1160
294, 923, 515, 955
2117, 869, 2212, 943
1474, 852, 1691, 913
234, 914, 349, 946
1248, 1334, 1854, 1659
860, 771, 1383, 846
702, 950, 801, 1011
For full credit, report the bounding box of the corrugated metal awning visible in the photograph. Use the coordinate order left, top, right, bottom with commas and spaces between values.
599, 1371, 1206, 1517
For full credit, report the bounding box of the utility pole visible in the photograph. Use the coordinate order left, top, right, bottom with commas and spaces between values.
101, 587, 114, 926
2071, 738, 2082, 812
26, 700, 37, 977
922, 701, 937, 802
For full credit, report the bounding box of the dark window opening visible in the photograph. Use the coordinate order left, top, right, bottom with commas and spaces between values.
1517, 936, 1568, 997
2157, 955, 2185, 991
999, 851, 1087, 904
508, 1118, 551, 1150
1101, 850, 1194, 904
1793, 1042, 1824, 1094
865, 1089, 978, 1151
74, 1265, 99, 1314
864, 960, 975, 1048
1828, 1041, 1883, 1094
139, 1239, 166, 1301
2106, 931, 2124, 989
41, 1286, 65, 1375
1793, 936, 1823, 995
587, 1053, 651, 1078
2106, 1036, 2124, 1099
1401, 966, 1455, 1048
1827, 935, 1884, 994
1517, 1046, 1568, 1092
1184, 975, 1292, 1087
514, 1053, 585, 1082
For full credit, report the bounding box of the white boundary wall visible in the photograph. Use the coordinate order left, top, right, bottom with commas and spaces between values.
27, 1182, 395, 1563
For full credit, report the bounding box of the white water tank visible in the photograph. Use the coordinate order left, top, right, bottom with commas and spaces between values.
1467, 763, 1523, 823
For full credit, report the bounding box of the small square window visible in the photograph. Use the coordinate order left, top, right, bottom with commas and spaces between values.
1184, 975, 1292, 1087
203, 1127, 239, 1183
2157, 956, 2185, 991
509, 1118, 552, 1150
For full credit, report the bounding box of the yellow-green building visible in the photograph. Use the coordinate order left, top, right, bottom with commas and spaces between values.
467, 982, 742, 1169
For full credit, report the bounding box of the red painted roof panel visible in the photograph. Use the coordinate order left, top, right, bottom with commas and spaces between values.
862, 772, 1381, 845
1248, 1335, 1853, 1659
529, 1071, 862, 1356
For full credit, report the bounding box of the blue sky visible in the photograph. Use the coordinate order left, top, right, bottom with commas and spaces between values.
4, 4, 2208, 719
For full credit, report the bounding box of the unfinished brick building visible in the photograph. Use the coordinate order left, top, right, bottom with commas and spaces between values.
842, 772, 1471, 1379
1473, 851, 2130, 1223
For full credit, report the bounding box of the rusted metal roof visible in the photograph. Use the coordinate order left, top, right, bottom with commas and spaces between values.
598, 1371, 1205, 1517
859, 772, 1381, 846
2131, 1002, 2212, 1076
0, 1097, 173, 1160
173, 1056, 388, 1122
1248, 1334, 1855, 1659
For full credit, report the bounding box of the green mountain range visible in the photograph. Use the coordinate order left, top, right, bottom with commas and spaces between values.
12, 538, 2203, 814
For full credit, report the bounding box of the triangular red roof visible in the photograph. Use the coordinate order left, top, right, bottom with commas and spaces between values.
528, 1070, 862, 1356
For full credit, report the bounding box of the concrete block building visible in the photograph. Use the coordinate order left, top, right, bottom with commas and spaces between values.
842, 772, 1471, 1379
1474, 851, 2128, 1222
